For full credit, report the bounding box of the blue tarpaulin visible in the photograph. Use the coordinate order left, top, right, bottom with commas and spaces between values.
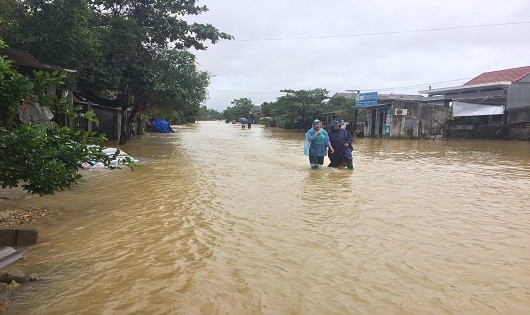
150, 118, 175, 133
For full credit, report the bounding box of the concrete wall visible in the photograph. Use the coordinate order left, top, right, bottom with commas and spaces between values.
505, 107, 530, 140
507, 80, 530, 111
506, 107, 530, 124
506, 76, 530, 126
449, 125, 506, 140
506, 76, 530, 133
506, 122, 530, 140
391, 101, 450, 138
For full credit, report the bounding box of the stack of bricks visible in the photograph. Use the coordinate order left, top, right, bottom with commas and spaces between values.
0, 228, 38, 246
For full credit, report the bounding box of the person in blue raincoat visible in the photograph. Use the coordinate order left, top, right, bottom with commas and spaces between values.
328, 120, 353, 169
304, 119, 334, 169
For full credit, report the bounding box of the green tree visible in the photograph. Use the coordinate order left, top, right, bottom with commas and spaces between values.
260, 102, 272, 117
0, 1, 27, 44
328, 95, 356, 123
197, 106, 222, 121
0, 0, 101, 87
146, 49, 210, 123
0, 1, 231, 142
87, 0, 232, 143
0, 39, 129, 196
276, 89, 330, 129
223, 98, 253, 121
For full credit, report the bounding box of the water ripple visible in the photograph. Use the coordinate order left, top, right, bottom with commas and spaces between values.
7, 122, 530, 314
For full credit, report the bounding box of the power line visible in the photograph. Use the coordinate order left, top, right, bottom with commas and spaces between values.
209, 90, 280, 95
208, 77, 475, 95
234, 21, 530, 42
367, 77, 473, 92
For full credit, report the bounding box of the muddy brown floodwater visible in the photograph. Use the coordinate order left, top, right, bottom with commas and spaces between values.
2, 121, 530, 314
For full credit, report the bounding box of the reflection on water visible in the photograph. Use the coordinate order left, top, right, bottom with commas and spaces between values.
2, 121, 530, 314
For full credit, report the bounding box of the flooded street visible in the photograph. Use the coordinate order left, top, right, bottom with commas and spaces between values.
3, 121, 530, 314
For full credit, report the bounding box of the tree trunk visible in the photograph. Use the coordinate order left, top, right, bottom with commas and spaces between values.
119, 85, 131, 145
120, 91, 148, 144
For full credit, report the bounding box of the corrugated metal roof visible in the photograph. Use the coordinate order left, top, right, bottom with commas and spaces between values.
464, 66, 530, 85
378, 94, 424, 101
74, 91, 122, 111
0, 48, 65, 71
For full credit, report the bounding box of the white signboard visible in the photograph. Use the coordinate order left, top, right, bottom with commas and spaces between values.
452, 101, 504, 117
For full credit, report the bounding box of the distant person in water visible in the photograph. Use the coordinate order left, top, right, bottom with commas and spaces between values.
304, 119, 334, 169
328, 120, 353, 169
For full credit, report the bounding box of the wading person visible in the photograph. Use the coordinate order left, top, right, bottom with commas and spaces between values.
328, 120, 353, 170
304, 119, 334, 169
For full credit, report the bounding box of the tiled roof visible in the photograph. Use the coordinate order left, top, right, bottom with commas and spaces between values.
464, 66, 530, 85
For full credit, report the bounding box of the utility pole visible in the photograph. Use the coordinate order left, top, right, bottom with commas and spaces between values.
346, 90, 360, 134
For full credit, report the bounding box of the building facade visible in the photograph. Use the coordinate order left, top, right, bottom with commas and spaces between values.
362, 94, 449, 139
419, 66, 530, 140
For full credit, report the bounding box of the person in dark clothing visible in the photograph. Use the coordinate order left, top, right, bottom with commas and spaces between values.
328, 120, 353, 169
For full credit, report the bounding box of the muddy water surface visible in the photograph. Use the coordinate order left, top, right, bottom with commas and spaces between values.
3, 121, 530, 314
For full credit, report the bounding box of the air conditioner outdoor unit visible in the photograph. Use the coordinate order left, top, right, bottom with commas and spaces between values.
394, 109, 408, 116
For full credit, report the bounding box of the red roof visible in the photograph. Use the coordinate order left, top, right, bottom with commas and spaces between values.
464, 66, 530, 85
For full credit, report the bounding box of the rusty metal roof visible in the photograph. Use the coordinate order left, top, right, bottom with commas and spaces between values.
0, 47, 65, 71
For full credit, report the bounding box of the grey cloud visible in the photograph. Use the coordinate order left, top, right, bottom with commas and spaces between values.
189, 0, 530, 110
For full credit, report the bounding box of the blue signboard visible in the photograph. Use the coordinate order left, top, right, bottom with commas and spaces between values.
356, 92, 378, 107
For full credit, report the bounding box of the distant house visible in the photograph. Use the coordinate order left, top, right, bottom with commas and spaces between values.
1, 47, 144, 141
350, 93, 449, 138
73, 92, 123, 141
419, 66, 530, 140
250, 105, 262, 121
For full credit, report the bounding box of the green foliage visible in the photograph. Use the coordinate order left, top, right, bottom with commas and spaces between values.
197, 106, 222, 121
0, 0, 232, 143
145, 107, 182, 124
150, 49, 210, 114
0, 0, 30, 47
1, 0, 101, 89
0, 46, 30, 128
88, 0, 232, 50
328, 95, 355, 114
0, 124, 112, 195
327, 95, 358, 124
223, 98, 254, 121
260, 102, 272, 117
0, 40, 129, 195
265, 89, 330, 129
86, 0, 232, 138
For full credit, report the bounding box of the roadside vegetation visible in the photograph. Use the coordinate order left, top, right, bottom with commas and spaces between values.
0, 0, 231, 195
224, 90, 358, 130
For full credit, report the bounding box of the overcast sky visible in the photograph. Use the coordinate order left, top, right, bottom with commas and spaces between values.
186, 0, 530, 111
